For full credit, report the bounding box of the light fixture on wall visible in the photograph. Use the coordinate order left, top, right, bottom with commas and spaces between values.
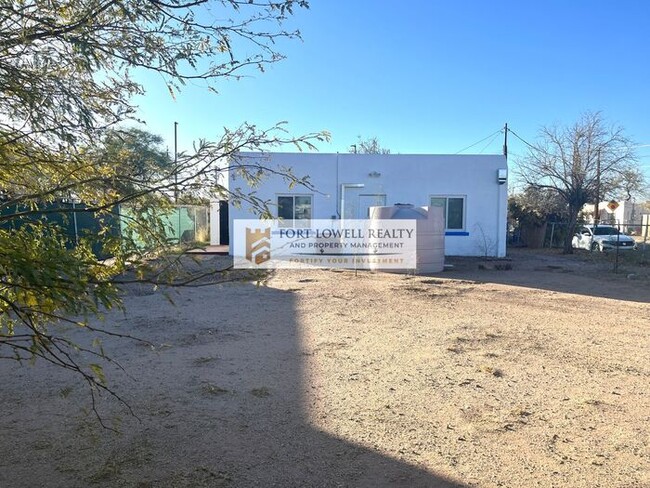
368, 171, 381, 178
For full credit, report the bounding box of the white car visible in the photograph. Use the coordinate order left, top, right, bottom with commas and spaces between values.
572, 225, 637, 252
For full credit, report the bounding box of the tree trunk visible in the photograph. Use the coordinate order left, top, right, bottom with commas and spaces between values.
563, 206, 580, 254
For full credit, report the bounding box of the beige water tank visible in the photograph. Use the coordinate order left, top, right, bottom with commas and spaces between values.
369, 204, 445, 274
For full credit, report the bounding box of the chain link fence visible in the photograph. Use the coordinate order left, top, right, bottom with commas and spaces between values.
509, 218, 649, 264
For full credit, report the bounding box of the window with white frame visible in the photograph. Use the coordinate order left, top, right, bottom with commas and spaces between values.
430, 195, 465, 230
277, 195, 312, 227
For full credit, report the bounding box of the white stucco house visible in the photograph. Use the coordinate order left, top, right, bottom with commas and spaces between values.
214, 152, 508, 257
583, 200, 643, 233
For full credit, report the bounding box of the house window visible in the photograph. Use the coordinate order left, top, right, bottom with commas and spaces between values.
277, 195, 312, 227
430, 196, 465, 230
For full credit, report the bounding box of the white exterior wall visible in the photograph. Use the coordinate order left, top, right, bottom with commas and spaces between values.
226, 152, 508, 257
584, 201, 643, 227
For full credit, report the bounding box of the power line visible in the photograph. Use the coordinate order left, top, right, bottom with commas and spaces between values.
506, 128, 537, 151
478, 131, 503, 154
454, 128, 503, 154
509, 131, 650, 157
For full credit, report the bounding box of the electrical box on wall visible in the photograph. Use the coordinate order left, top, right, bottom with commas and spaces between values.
497, 168, 508, 184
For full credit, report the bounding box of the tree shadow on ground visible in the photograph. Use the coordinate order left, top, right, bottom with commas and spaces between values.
443, 248, 650, 304
0, 276, 466, 487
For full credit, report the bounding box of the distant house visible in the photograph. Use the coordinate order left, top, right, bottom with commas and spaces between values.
214, 152, 508, 257
582, 200, 643, 233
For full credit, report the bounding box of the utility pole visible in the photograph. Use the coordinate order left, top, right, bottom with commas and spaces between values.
174, 121, 178, 204
594, 148, 601, 226
174, 121, 180, 244
503, 123, 508, 159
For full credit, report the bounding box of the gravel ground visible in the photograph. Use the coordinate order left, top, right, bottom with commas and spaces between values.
0, 249, 648, 487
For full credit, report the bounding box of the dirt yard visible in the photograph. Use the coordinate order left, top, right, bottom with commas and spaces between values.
0, 249, 648, 487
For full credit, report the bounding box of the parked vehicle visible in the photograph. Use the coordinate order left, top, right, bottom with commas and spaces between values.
572, 225, 637, 252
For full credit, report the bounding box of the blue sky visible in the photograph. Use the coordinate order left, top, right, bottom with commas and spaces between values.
133, 0, 650, 179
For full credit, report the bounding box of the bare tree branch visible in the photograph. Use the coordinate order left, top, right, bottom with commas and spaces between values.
515, 112, 644, 253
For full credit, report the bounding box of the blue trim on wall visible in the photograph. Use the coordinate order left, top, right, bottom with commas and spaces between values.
445, 231, 470, 236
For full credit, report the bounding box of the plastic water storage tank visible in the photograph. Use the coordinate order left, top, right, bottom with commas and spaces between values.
369, 204, 445, 274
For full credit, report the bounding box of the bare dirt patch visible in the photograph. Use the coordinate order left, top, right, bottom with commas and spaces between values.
0, 250, 648, 487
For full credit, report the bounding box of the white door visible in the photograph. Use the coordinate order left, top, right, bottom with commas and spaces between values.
341, 184, 364, 219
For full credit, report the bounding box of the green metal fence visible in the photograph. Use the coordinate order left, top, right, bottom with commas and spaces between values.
162, 205, 210, 244
0, 201, 120, 258
119, 204, 209, 247
1, 202, 210, 256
